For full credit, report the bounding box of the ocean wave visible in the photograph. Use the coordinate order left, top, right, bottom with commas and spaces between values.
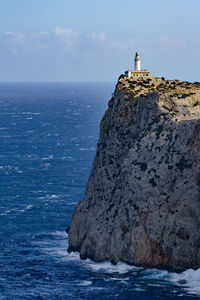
78, 280, 92, 286
33, 231, 200, 296
49, 231, 67, 237
48, 195, 60, 199
86, 260, 141, 274
41, 155, 54, 160
0, 205, 34, 216
141, 268, 169, 280
170, 268, 200, 295
39, 194, 60, 200
25, 205, 33, 210
140, 267, 200, 296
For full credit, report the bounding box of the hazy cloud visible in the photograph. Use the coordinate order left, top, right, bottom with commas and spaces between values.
54, 27, 79, 52
54, 27, 78, 38
2, 30, 49, 54
160, 35, 185, 49
86, 33, 107, 41
2, 29, 191, 59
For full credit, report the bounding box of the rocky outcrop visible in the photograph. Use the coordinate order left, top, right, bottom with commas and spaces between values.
67, 76, 200, 271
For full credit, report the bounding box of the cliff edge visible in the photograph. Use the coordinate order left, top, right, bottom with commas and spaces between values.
67, 76, 200, 271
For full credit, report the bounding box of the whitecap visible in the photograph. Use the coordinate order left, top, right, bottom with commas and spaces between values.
141, 267, 200, 296
25, 205, 33, 210
48, 195, 60, 199
41, 155, 54, 160
170, 268, 200, 295
134, 287, 145, 292
86, 260, 141, 274
78, 280, 92, 286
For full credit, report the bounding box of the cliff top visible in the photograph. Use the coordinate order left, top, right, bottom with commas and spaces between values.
117, 76, 200, 120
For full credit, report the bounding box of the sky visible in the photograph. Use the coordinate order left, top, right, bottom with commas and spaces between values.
0, 0, 200, 82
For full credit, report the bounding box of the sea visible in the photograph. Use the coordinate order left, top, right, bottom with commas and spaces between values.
0, 82, 200, 300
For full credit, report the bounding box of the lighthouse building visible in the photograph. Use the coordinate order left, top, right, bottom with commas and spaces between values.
125, 52, 150, 78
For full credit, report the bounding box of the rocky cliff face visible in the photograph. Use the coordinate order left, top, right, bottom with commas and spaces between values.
67, 76, 200, 271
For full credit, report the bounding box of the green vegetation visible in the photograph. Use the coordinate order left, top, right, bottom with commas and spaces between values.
193, 101, 199, 107
180, 93, 190, 99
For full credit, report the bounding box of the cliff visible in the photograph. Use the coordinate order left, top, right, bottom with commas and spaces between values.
67, 76, 200, 271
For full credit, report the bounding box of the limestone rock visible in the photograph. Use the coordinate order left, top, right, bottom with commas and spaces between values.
67, 76, 200, 271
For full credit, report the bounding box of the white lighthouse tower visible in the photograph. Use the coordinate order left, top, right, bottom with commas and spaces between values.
134, 52, 141, 71
124, 52, 150, 78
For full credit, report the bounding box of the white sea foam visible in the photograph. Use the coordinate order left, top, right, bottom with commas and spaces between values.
41, 155, 54, 160
104, 277, 129, 285
86, 260, 141, 274
33, 231, 200, 296
25, 205, 33, 210
78, 280, 92, 286
39, 194, 60, 201
141, 267, 200, 295
49, 195, 60, 199
80, 147, 95, 151
170, 268, 200, 295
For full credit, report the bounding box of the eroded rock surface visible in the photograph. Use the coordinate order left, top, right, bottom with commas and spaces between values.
67, 76, 200, 270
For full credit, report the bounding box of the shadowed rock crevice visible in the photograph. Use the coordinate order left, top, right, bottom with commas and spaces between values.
67, 77, 200, 271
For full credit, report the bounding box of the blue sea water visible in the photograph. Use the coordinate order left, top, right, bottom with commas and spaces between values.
0, 82, 200, 300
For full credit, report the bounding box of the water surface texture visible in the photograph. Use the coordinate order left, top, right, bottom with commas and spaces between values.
0, 82, 200, 299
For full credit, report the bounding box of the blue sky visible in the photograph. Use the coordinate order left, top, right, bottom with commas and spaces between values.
1, 0, 200, 82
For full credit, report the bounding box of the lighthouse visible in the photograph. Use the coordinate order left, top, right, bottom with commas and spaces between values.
124, 52, 150, 78
134, 52, 141, 71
